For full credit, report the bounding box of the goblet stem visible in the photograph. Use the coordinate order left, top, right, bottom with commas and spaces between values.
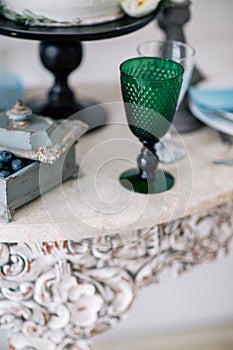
137, 140, 159, 182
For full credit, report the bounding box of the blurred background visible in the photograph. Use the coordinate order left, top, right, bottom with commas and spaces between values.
0, 0, 233, 349
0, 0, 232, 88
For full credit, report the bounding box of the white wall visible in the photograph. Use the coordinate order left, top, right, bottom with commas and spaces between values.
0, 0, 233, 346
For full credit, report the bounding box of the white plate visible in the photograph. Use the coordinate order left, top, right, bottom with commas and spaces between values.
217, 109, 233, 122
189, 101, 233, 136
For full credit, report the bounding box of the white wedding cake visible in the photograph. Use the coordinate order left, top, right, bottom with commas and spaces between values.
0, 0, 123, 26
0, 0, 161, 26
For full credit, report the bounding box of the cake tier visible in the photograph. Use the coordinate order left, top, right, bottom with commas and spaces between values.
0, 0, 123, 26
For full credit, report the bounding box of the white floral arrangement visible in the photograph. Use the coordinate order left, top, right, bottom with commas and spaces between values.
119, 0, 162, 18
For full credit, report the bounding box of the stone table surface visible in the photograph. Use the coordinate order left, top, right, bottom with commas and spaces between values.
0, 83, 233, 242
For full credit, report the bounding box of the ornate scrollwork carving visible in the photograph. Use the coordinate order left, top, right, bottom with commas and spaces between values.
0, 201, 232, 349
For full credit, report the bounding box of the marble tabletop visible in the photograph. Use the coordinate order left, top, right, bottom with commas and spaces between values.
0, 84, 233, 242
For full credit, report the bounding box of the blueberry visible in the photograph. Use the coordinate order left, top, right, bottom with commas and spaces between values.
0, 150, 14, 164
11, 159, 25, 172
0, 162, 4, 170
0, 170, 11, 178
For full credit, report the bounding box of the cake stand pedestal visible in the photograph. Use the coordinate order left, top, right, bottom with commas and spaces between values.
0, 12, 158, 129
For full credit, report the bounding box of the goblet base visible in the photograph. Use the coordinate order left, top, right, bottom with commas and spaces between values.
120, 168, 174, 194
156, 140, 186, 163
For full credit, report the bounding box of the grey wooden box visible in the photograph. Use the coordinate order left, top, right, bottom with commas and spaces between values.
0, 146, 77, 222
0, 100, 88, 222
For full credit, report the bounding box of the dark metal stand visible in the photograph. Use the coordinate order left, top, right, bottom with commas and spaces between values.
0, 13, 158, 129
158, 0, 205, 133
30, 41, 83, 117
28, 40, 109, 129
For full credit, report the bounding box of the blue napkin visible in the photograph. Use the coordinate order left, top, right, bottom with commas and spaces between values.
189, 87, 233, 111
0, 68, 24, 110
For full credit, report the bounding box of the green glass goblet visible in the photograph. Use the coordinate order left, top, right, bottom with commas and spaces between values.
120, 57, 184, 194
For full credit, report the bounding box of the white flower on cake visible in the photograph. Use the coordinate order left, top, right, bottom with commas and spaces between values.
119, 0, 161, 18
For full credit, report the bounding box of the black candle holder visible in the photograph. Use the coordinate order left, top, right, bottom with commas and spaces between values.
158, 0, 205, 133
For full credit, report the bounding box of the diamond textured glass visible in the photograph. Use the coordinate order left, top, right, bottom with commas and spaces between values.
120, 57, 183, 194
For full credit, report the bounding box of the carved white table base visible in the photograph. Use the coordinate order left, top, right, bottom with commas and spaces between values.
0, 201, 233, 350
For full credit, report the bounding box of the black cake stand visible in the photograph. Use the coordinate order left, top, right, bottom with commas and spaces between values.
0, 12, 158, 129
